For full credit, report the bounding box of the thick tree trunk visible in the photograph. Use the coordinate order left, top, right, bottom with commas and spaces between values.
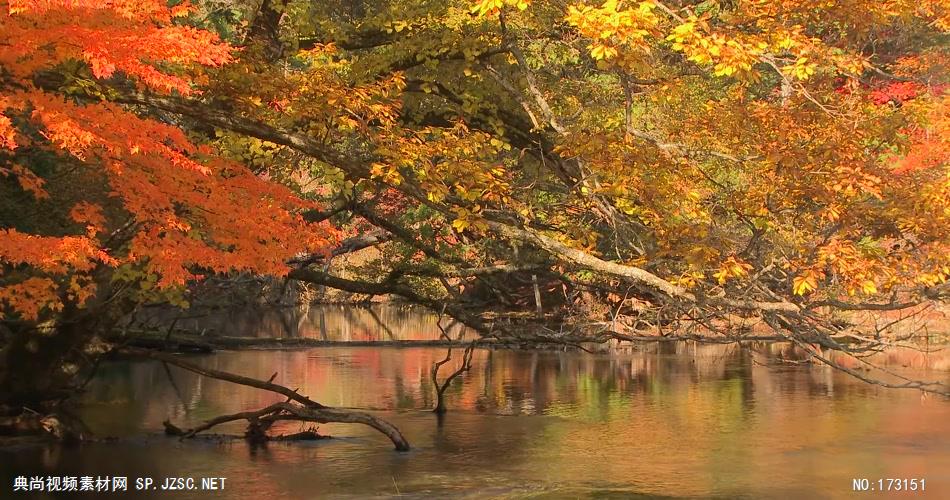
0, 313, 97, 406
0, 310, 106, 442
0, 270, 132, 407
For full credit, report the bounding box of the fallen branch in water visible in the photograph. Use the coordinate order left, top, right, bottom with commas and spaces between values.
163, 407, 329, 443
272, 428, 329, 441
431, 312, 477, 414
124, 348, 410, 451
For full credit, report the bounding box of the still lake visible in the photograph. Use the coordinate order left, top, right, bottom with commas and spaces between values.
3, 305, 949, 498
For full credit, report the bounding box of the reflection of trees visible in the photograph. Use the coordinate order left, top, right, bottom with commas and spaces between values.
104, 345, 713, 425
86, 342, 940, 436
134, 304, 475, 341
70, 341, 950, 497
79, 343, 948, 450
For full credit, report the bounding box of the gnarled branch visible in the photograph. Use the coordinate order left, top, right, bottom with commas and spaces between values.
122, 348, 410, 451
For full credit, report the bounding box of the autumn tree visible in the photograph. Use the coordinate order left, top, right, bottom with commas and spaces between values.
0, 1, 336, 405
124, 0, 948, 394
3, 0, 949, 420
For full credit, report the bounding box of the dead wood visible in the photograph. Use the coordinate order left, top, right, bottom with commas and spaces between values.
430, 313, 477, 413
273, 428, 329, 441
124, 348, 410, 451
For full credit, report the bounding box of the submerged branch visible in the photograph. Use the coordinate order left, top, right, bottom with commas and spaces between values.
121, 348, 410, 451
431, 313, 477, 413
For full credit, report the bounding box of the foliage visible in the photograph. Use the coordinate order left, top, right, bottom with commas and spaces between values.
457, 0, 950, 300
0, 1, 336, 321
3, 0, 950, 337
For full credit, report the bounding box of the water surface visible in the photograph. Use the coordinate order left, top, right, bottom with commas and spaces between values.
134, 303, 471, 341
3, 311, 949, 499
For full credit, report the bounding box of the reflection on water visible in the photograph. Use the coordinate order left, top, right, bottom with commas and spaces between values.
3, 340, 949, 499
134, 303, 472, 341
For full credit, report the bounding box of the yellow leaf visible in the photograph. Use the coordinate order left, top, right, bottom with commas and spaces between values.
590, 44, 605, 60
713, 269, 729, 284
793, 274, 817, 295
